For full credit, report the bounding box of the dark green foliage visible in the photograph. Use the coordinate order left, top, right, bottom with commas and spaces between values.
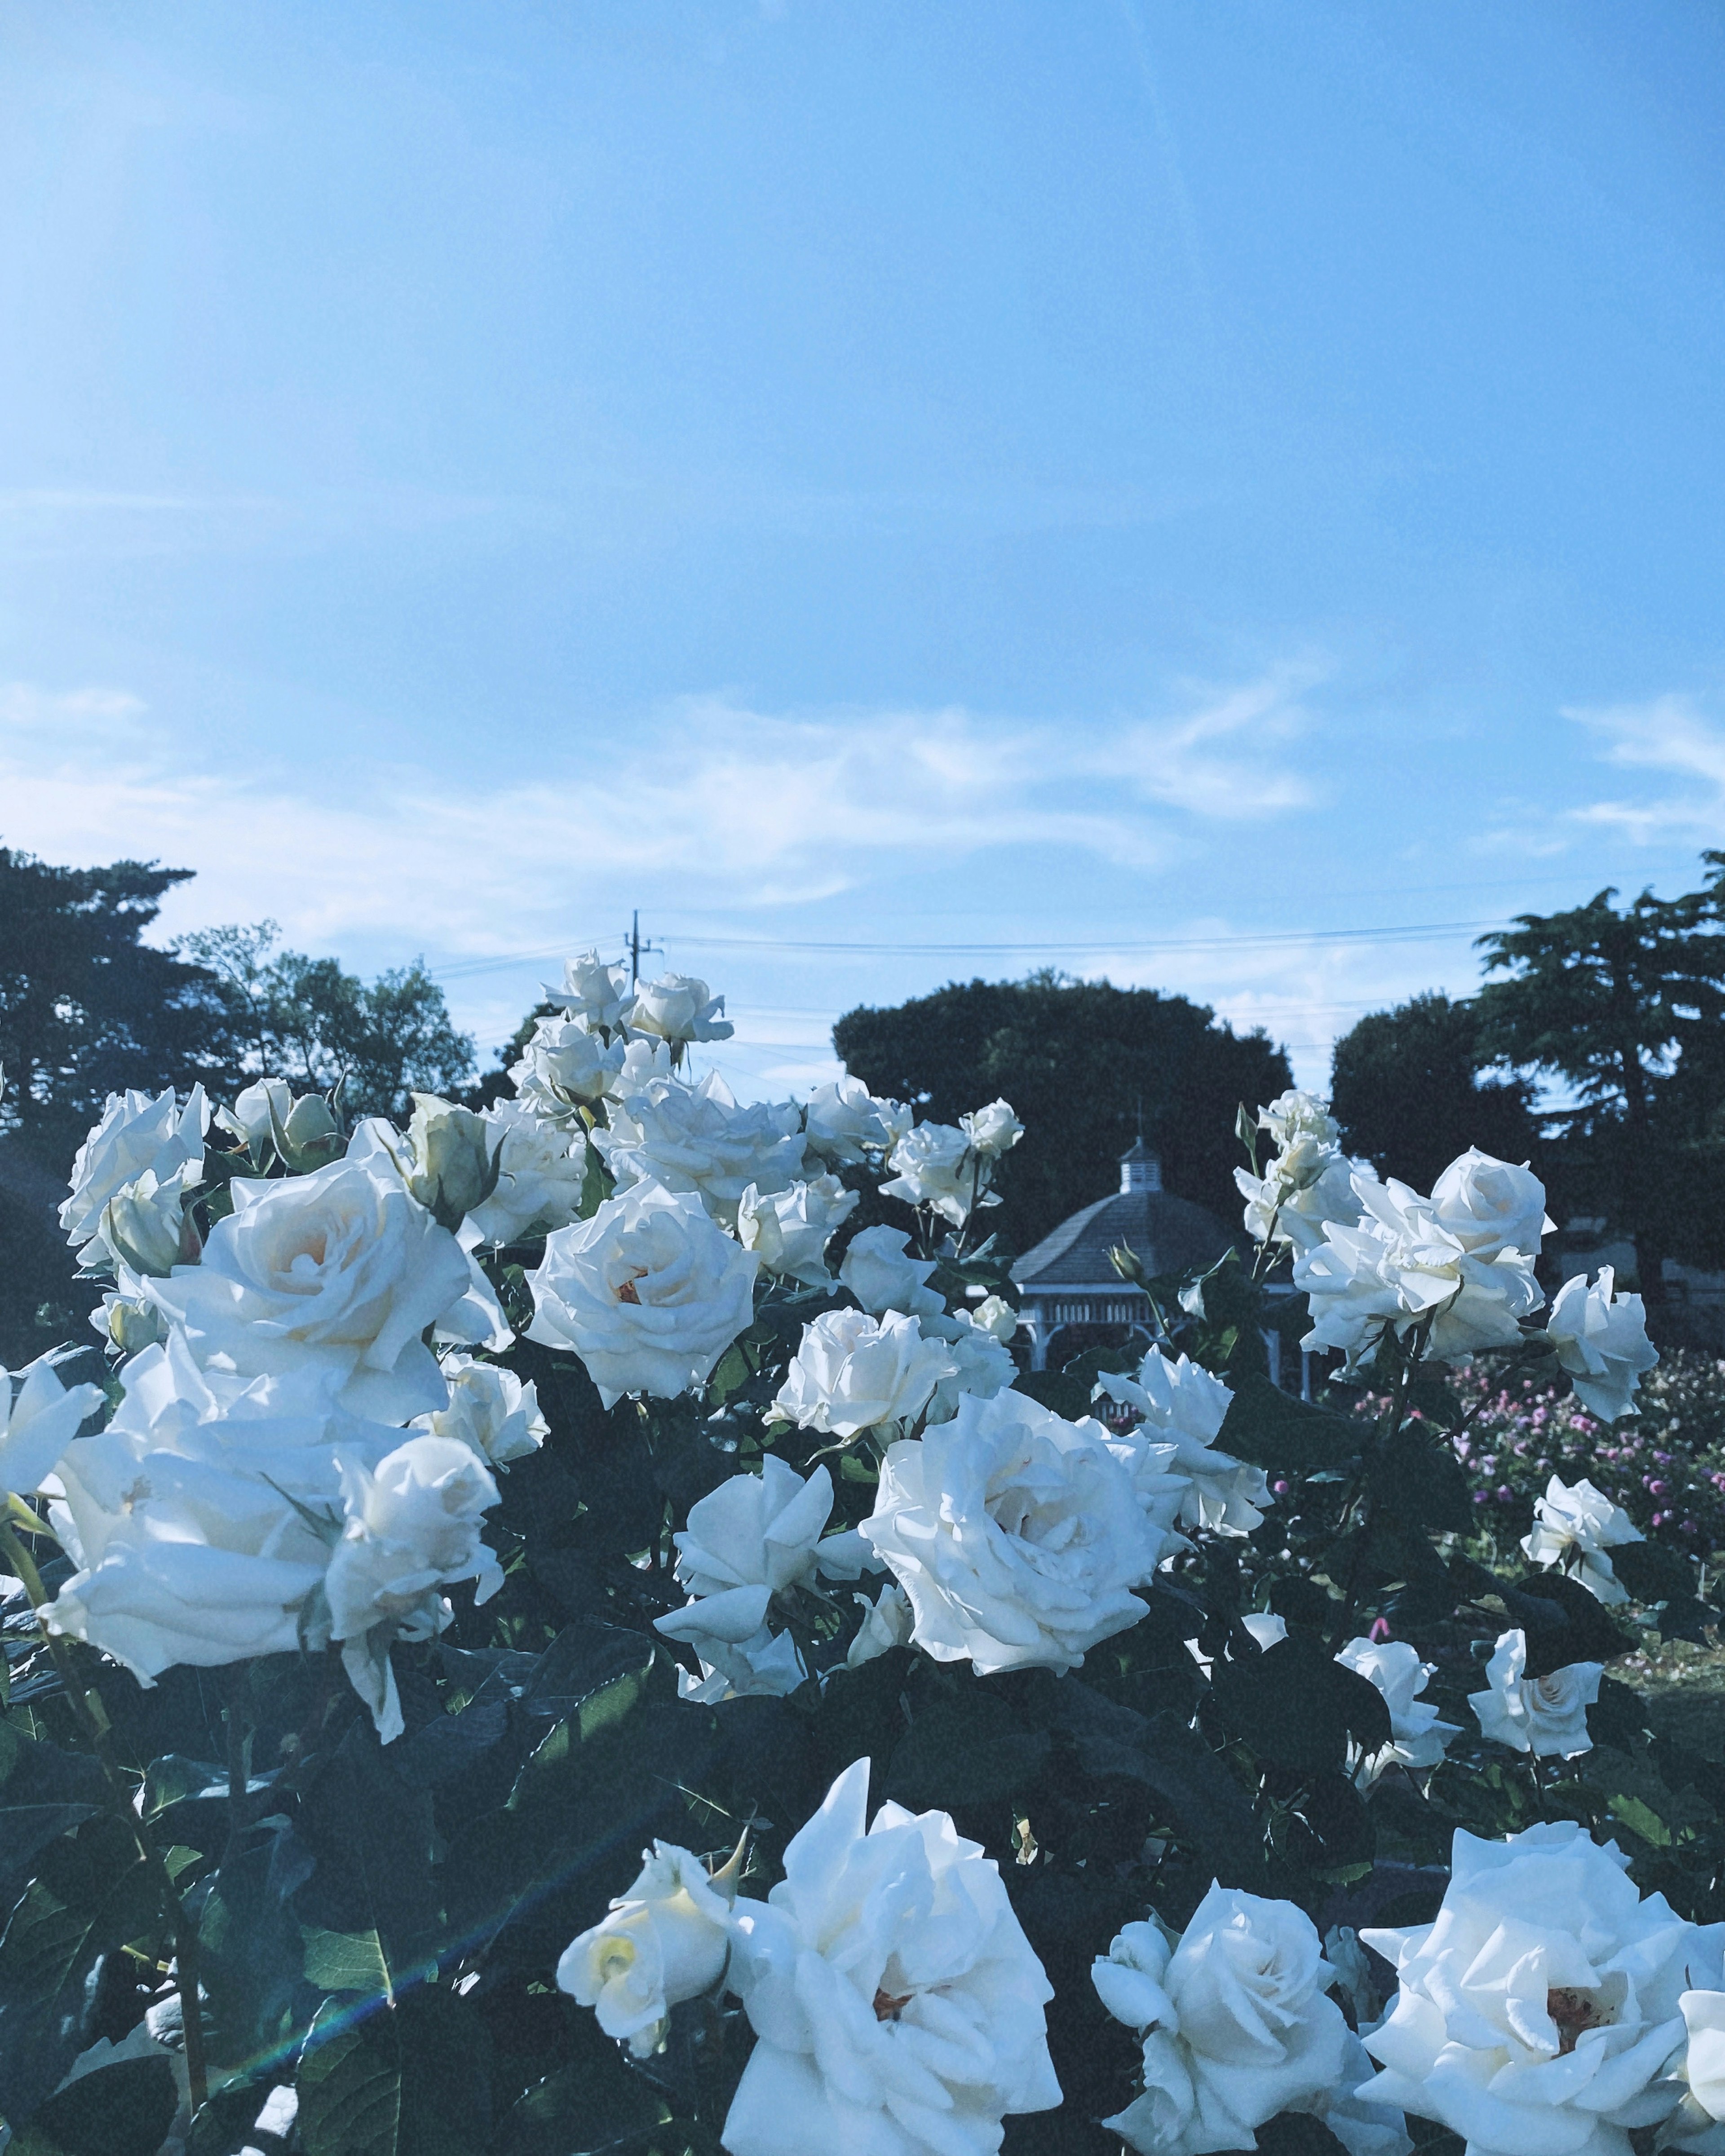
1475, 857, 1725, 1301
832, 972, 1290, 1255
1330, 993, 1539, 1194
182, 923, 473, 1124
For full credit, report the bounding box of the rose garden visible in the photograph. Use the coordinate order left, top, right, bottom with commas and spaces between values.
4, 938, 1725, 2156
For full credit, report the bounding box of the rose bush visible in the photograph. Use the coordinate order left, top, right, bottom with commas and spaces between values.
9, 963, 1725, 2156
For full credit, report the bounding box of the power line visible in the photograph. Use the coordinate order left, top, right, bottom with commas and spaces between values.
433, 915, 1507, 982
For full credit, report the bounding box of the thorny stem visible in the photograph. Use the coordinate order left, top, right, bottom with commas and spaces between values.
0, 1519, 212, 2112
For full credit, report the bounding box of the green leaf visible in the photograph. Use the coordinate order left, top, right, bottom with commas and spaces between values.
1610, 1538, 1703, 1610
1211, 1633, 1391, 1776
304, 1925, 394, 1997
1219, 1374, 1361, 1472
886, 1683, 1050, 1811
1253, 2112, 1350, 2154
9, 2057, 179, 2156
488, 2017, 672, 2156
297, 1988, 491, 2156
1369, 1427, 1473, 1534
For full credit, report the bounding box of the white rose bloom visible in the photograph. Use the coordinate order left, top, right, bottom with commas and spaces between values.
90, 1269, 164, 1357
921, 1309, 1018, 1424
99, 1167, 195, 1277
1258, 1088, 1341, 1151
226, 1076, 292, 1159
141, 1149, 482, 1423
1469, 1628, 1601, 1758
1336, 1637, 1460, 1784
773, 1309, 955, 1439
595, 1070, 807, 1227
322, 1433, 503, 1743
837, 1225, 945, 1320
653, 1458, 871, 1655
861, 1389, 1165, 1675
970, 1293, 1018, 1343
737, 1175, 860, 1287
625, 972, 734, 1046
375, 1093, 498, 1226
60, 1085, 209, 1270
1362, 1820, 1714, 2156
1522, 1475, 1645, 1606
1096, 1349, 1269, 1537
557, 1841, 736, 2057
1430, 1147, 1553, 1260
675, 1623, 810, 1704
546, 948, 634, 1035
415, 1354, 548, 1467
1094, 1885, 1353, 2156
509, 1013, 627, 1118
525, 1182, 758, 1409
846, 1582, 915, 1668
880, 1121, 986, 1227
0, 1355, 104, 1498
1235, 1092, 1374, 1256
723, 1758, 1059, 2156
611, 1036, 677, 1097
1548, 1269, 1659, 1423
460, 1099, 587, 1249
1678, 1990, 1725, 2137
960, 1098, 1022, 1158
1295, 1174, 1543, 1374
43, 1335, 394, 1683
803, 1075, 911, 1166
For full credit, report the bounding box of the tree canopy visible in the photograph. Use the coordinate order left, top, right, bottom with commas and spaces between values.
832, 972, 1290, 1255
1330, 991, 1540, 1196
1474, 857, 1725, 1303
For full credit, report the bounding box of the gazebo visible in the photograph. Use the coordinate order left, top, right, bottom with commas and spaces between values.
1011, 1138, 1235, 1371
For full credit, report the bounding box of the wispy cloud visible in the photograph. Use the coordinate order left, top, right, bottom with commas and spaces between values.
1567, 694, 1725, 841
0, 672, 1321, 949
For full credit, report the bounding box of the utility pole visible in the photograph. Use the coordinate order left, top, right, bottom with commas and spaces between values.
629, 910, 642, 986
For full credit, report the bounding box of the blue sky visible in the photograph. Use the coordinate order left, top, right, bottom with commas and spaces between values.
4, 0, 1725, 1096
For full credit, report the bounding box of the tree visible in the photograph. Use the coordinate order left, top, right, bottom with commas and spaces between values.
832, 972, 1290, 1255
1475, 857, 1725, 1311
1330, 992, 1540, 1195
0, 847, 238, 1161
182, 922, 475, 1124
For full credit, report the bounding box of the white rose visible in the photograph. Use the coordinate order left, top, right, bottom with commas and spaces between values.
723, 1758, 1059, 2156
141, 1149, 482, 1423
971, 1293, 1018, 1342
557, 1842, 736, 2056
60, 1085, 208, 1269
594, 1070, 806, 1227
653, 1458, 871, 1655
773, 1308, 955, 1439
1258, 1088, 1341, 1151
611, 1036, 677, 1097
100, 1167, 198, 1278
625, 972, 733, 1046
43, 1335, 389, 1682
736, 1175, 859, 1287
1680, 1990, 1725, 2131
836, 1224, 945, 1320
1429, 1147, 1552, 1260
1522, 1474, 1644, 1606
880, 1120, 987, 1226
546, 947, 633, 1035
1548, 1268, 1659, 1423
1362, 1820, 1712, 2156
1469, 1628, 1601, 1758
509, 1013, 627, 1118
321, 1433, 503, 1742
1096, 1350, 1269, 1537
415, 1354, 547, 1467
0, 1355, 104, 1498
525, 1182, 758, 1409
459, 1099, 587, 1249
674, 1624, 809, 1703
845, 1582, 914, 1668
861, 1388, 1165, 1674
921, 1308, 1018, 1423
90, 1270, 164, 1356
960, 1097, 1022, 1158
1335, 1637, 1460, 1783
374, 1093, 498, 1228
802, 1075, 911, 1166
225, 1076, 292, 1160
1295, 1174, 1543, 1374
1095, 1885, 1353, 2156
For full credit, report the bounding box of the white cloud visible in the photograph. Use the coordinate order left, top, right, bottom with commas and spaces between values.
0, 673, 1320, 955
1566, 694, 1725, 841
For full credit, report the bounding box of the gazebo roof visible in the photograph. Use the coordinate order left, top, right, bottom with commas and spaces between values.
1012, 1176, 1234, 1290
